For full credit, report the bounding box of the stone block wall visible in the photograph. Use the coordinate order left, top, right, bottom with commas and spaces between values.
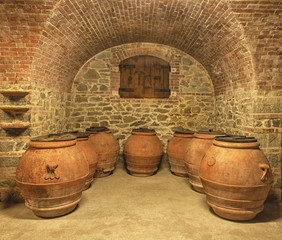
215, 90, 282, 195
68, 43, 215, 149
0, 84, 69, 200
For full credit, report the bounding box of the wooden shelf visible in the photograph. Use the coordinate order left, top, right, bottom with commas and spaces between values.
0, 89, 31, 135
0, 90, 30, 97
0, 122, 31, 129
0, 106, 30, 112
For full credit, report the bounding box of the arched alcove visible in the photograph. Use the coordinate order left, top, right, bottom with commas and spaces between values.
69, 43, 215, 145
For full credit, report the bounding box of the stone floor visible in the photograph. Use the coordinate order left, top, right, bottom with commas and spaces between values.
1, 160, 281, 240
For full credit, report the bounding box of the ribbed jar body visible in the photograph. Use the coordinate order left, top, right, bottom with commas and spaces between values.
124, 129, 163, 176
16, 135, 89, 218
184, 132, 225, 193
199, 136, 273, 221
167, 130, 194, 177
76, 134, 98, 190
87, 127, 120, 178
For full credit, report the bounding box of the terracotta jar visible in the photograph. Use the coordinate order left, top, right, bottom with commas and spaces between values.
167, 130, 194, 177
184, 131, 225, 193
199, 136, 273, 221
124, 128, 163, 176
16, 134, 89, 218
74, 132, 98, 190
86, 127, 119, 178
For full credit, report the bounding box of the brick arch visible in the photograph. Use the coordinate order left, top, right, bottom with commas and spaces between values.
112, 43, 175, 63
30, 0, 254, 95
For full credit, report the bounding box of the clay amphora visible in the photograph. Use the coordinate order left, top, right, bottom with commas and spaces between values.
199, 136, 273, 221
74, 132, 98, 190
86, 127, 119, 177
124, 128, 163, 176
16, 134, 89, 218
184, 131, 225, 193
167, 130, 194, 177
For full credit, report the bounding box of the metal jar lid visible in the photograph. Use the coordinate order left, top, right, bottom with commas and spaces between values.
31, 133, 76, 142
72, 132, 90, 138
132, 128, 156, 133
86, 126, 109, 132
215, 135, 257, 143
175, 129, 194, 135
197, 131, 225, 135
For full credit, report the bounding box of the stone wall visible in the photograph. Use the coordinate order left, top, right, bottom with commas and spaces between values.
215, 90, 282, 196
67, 43, 215, 149
0, 84, 69, 201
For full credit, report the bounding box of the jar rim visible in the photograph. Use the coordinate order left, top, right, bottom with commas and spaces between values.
31, 134, 76, 142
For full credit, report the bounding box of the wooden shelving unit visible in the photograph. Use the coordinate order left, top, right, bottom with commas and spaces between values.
0, 90, 30, 97
0, 122, 31, 129
0, 90, 31, 132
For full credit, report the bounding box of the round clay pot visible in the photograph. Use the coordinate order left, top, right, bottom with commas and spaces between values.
124, 128, 163, 176
199, 136, 273, 221
74, 132, 98, 190
86, 127, 119, 178
184, 131, 225, 193
16, 134, 89, 218
167, 130, 194, 177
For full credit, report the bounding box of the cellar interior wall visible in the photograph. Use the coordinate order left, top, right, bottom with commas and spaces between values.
68, 43, 215, 148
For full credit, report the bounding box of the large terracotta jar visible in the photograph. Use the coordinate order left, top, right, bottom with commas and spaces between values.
184, 131, 225, 193
124, 128, 163, 176
86, 127, 120, 178
167, 130, 194, 177
16, 134, 89, 218
74, 132, 98, 190
199, 136, 273, 221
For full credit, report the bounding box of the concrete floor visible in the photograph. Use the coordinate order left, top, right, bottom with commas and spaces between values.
1, 159, 281, 240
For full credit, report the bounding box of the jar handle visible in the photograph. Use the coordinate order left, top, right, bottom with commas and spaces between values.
259, 163, 269, 181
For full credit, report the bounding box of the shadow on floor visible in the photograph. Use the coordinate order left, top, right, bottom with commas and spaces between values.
205, 198, 281, 223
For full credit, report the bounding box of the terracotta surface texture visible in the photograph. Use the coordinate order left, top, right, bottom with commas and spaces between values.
76, 136, 98, 190
167, 131, 194, 177
87, 128, 119, 178
184, 132, 225, 193
200, 137, 273, 221
124, 129, 163, 176
15, 136, 89, 218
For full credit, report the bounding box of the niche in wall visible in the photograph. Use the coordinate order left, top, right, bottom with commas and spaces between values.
119, 55, 171, 98
69, 43, 215, 143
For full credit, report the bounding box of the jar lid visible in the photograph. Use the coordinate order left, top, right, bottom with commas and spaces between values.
175, 129, 194, 134
197, 131, 225, 135
66, 130, 79, 134
132, 128, 155, 133
215, 136, 257, 143
72, 132, 90, 138
86, 126, 109, 132
31, 133, 76, 142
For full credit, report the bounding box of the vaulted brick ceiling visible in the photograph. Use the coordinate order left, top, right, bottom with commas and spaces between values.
2, 0, 258, 94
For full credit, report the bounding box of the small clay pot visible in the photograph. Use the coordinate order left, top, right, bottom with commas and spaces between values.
184, 131, 225, 193
16, 134, 89, 218
86, 127, 119, 177
167, 129, 194, 177
199, 136, 273, 221
124, 128, 163, 176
